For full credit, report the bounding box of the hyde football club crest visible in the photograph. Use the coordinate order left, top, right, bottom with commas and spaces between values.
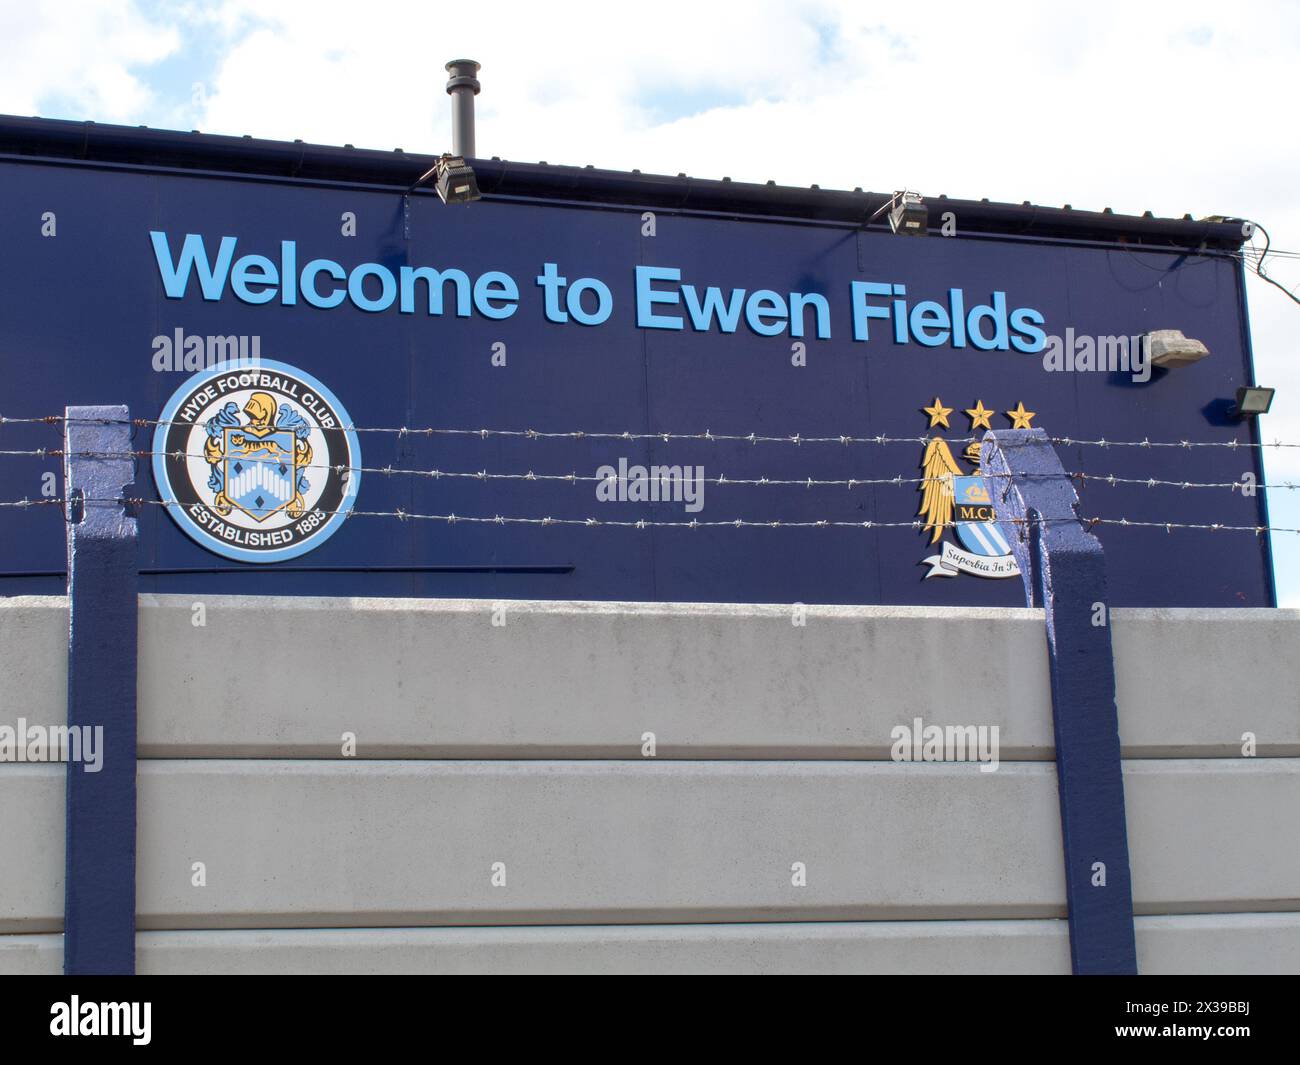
916, 396, 1036, 581
153, 359, 361, 563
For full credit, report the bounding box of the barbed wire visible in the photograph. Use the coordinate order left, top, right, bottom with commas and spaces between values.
3, 446, 1297, 493
3, 495, 1297, 535
0, 447, 982, 488
1047, 436, 1297, 451
0, 415, 987, 446
1071, 472, 1295, 491
3, 413, 1299, 451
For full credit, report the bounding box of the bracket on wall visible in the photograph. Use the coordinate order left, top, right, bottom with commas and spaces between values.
403, 160, 443, 240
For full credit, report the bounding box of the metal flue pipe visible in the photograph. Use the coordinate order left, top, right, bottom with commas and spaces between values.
445, 59, 481, 158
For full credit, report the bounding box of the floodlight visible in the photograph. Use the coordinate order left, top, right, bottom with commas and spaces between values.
434, 154, 480, 204
889, 191, 927, 235
1231, 386, 1275, 418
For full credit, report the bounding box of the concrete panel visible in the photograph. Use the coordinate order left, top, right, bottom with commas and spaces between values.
0, 766, 63, 933
1126, 760, 1300, 913
134, 596, 1055, 759
1136, 913, 1300, 975
0, 921, 1074, 975
1112, 608, 1300, 758
127, 760, 1068, 929
0, 596, 65, 732
5, 914, 1296, 975
1, 760, 1063, 930
3, 596, 1298, 759
3, 759, 1298, 930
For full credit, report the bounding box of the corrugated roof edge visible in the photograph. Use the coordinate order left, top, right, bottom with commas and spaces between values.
0, 115, 1248, 250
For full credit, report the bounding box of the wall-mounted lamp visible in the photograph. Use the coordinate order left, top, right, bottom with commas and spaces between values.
431, 154, 480, 204
1230, 386, 1275, 418
405, 152, 481, 205
403, 153, 481, 239
889, 191, 927, 236
867, 190, 927, 235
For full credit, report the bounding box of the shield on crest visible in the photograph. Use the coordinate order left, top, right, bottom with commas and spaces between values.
951, 474, 1013, 557
223, 427, 297, 521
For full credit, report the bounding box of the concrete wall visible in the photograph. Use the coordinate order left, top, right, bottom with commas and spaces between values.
1, 595, 1298, 973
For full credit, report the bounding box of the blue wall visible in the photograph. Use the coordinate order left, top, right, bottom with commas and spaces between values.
0, 158, 1273, 606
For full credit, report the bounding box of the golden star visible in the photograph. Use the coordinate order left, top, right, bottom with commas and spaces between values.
1005, 401, 1036, 429
922, 397, 953, 429
964, 400, 994, 430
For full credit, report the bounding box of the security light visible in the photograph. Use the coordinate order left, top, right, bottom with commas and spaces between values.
406, 153, 480, 207
1231, 386, 1275, 418
889, 191, 927, 236
433, 154, 480, 204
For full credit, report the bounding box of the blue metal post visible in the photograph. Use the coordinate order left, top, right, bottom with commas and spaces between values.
981, 428, 1138, 975
63, 405, 138, 974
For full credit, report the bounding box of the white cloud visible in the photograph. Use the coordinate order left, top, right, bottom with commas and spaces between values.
0, 2, 179, 121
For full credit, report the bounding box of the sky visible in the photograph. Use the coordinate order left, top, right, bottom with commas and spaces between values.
3, 0, 1299, 603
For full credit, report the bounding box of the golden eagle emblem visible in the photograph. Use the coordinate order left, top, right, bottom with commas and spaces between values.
917, 436, 963, 544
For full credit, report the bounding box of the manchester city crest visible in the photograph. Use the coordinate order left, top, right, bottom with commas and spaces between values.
153, 359, 361, 563
917, 396, 1035, 581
